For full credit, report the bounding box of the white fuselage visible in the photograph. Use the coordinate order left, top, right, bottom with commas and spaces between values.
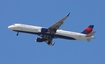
8, 24, 94, 40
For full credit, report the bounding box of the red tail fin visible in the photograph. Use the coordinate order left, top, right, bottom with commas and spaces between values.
82, 25, 94, 34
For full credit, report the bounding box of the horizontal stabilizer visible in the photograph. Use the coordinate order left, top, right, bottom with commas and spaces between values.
86, 31, 95, 37
86, 39, 91, 42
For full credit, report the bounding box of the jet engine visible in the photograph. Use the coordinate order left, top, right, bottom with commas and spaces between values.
41, 28, 48, 33
36, 38, 44, 42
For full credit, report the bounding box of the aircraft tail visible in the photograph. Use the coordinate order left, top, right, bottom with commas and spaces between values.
86, 31, 95, 37
86, 39, 91, 42
86, 31, 95, 42
82, 25, 94, 34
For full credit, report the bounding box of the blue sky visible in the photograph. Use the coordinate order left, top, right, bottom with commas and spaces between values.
0, 0, 105, 64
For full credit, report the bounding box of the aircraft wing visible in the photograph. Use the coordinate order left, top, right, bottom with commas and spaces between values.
48, 13, 70, 34
39, 13, 70, 46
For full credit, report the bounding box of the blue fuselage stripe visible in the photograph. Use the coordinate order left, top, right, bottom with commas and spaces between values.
13, 30, 76, 40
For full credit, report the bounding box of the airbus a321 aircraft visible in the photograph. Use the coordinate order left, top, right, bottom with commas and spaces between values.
8, 13, 95, 46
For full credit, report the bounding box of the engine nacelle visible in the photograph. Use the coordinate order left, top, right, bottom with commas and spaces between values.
41, 28, 48, 33
36, 38, 44, 42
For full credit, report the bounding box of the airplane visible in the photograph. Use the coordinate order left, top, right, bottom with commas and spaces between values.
8, 13, 95, 46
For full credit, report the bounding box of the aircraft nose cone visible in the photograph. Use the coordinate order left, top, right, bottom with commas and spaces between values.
8, 26, 11, 29
8, 25, 14, 30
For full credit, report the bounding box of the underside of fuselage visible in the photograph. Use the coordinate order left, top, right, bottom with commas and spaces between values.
13, 30, 76, 40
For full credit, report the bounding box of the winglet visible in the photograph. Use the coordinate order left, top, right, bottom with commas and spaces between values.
67, 12, 70, 17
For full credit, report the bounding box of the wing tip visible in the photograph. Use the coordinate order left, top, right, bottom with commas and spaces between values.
67, 12, 70, 17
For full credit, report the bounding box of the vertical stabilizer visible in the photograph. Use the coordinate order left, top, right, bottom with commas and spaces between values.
86, 31, 95, 37
82, 25, 94, 34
